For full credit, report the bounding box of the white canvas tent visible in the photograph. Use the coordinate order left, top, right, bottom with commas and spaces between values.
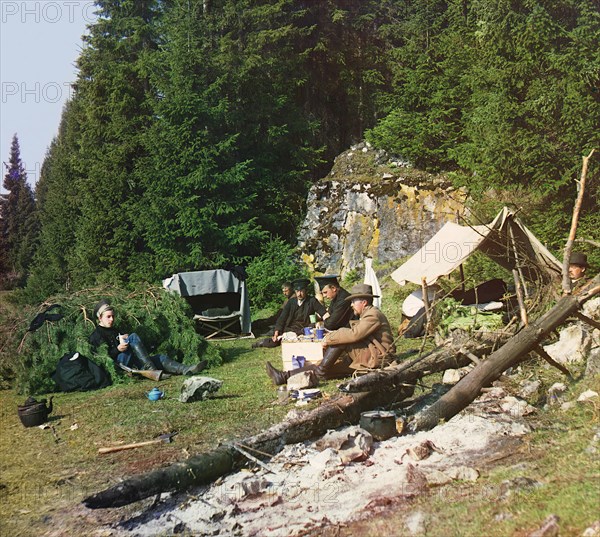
391, 207, 561, 287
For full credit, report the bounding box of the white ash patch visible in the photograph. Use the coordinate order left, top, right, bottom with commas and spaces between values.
118, 402, 530, 537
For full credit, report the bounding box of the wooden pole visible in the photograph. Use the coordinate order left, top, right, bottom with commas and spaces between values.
562, 149, 595, 295
421, 277, 432, 336
508, 220, 529, 299
512, 268, 528, 326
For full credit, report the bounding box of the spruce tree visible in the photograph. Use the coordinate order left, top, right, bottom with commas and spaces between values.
0, 134, 38, 285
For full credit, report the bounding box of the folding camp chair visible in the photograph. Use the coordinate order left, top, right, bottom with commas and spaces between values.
194, 312, 243, 340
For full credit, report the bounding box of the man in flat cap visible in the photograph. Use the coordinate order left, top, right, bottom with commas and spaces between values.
253, 278, 326, 348
265, 283, 395, 383
315, 275, 353, 330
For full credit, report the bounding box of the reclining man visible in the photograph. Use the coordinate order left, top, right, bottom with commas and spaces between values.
265, 283, 395, 384
315, 275, 354, 330
90, 300, 206, 375
253, 278, 326, 348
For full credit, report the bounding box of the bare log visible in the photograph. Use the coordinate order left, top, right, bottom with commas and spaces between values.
83, 382, 415, 509
411, 274, 600, 432
339, 334, 506, 393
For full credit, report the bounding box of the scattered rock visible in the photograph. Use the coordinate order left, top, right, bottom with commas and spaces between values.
313, 426, 373, 464
286, 370, 318, 390
423, 468, 453, 486
404, 510, 427, 535
445, 466, 479, 482
561, 401, 575, 411
494, 512, 514, 521
526, 513, 560, 537
582, 520, 600, 537
578, 390, 599, 402
442, 369, 462, 384
500, 477, 544, 499
403, 440, 441, 461
519, 380, 542, 399
547, 383, 568, 406
500, 396, 537, 417
543, 325, 591, 364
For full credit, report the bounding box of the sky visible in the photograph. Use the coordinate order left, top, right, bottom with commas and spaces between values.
1, 1, 97, 190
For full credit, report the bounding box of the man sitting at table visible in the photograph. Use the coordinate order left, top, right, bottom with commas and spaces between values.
253, 278, 325, 348
315, 275, 354, 330
265, 283, 395, 383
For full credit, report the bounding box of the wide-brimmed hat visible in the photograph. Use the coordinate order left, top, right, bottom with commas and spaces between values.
345, 283, 379, 301
569, 252, 589, 268
314, 275, 340, 290
93, 300, 113, 319
292, 278, 311, 291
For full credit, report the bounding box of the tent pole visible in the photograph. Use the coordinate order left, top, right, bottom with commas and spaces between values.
508, 220, 530, 299
459, 264, 466, 292
512, 268, 528, 326
421, 277, 432, 335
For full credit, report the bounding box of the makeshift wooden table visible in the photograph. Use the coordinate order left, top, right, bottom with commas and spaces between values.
281, 340, 323, 371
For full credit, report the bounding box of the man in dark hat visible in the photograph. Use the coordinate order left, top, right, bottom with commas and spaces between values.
265, 283, 395, 383
315, 275, 353, 330
569, 252, 589, 284
90, 300, 207, 375
253, 278, 326, 348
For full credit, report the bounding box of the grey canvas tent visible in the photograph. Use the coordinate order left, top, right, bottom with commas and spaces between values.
390, 207, 562, 287
163, 269, 252, 339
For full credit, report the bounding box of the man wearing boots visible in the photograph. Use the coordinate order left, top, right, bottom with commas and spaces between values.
265, 283, 395, 384
89, 300, 207, 375
315, 275, 354, 330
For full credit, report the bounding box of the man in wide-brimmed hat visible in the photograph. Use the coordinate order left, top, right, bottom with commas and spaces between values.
314, 275, 353, 330
568, 252, 590, 284
253, 278, 326, 348
265, 283, 395, 384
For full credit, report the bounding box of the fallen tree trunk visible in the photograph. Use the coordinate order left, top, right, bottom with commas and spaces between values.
410, 274, 600, 432
339, 333, 508, 393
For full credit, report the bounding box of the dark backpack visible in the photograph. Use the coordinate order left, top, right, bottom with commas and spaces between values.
51, 352, 112, 392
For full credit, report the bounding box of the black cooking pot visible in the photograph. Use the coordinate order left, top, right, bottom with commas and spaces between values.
359, 410, 397, 441
17, 396, 54, 427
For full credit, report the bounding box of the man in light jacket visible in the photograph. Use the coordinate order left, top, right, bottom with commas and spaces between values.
265, 283, 395, 384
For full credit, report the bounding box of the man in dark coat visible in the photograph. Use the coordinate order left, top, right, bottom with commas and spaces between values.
266, 283, 395, 383
253, 279, 325, 348
315, 275, 353, 330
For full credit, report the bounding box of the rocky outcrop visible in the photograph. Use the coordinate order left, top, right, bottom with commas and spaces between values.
298, 142, 468, 275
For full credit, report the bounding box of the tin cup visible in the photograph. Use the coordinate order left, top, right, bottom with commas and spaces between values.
303, 327, 312, 337
315, 328, 325, 340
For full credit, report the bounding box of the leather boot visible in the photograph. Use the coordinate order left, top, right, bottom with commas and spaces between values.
314, 345, 346, 379
129, 339, 157, 370
162, 357, 208, 376
265, 361, 316, 386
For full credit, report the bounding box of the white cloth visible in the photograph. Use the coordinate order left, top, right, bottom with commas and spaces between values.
363, 258, 382, 309
401, 286, 441, 317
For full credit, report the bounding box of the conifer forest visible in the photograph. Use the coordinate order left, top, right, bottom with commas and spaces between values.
1, 0, 598, 302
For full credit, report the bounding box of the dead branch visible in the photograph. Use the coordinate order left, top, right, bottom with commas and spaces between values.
562, 149, 595, 295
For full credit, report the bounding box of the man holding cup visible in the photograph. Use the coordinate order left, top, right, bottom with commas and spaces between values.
265, 284, 395, 384
89, 300, 207, 376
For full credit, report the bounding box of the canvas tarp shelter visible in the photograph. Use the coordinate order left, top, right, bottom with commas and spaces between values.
163, 269, 251, 337
391, 207, 562, 287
